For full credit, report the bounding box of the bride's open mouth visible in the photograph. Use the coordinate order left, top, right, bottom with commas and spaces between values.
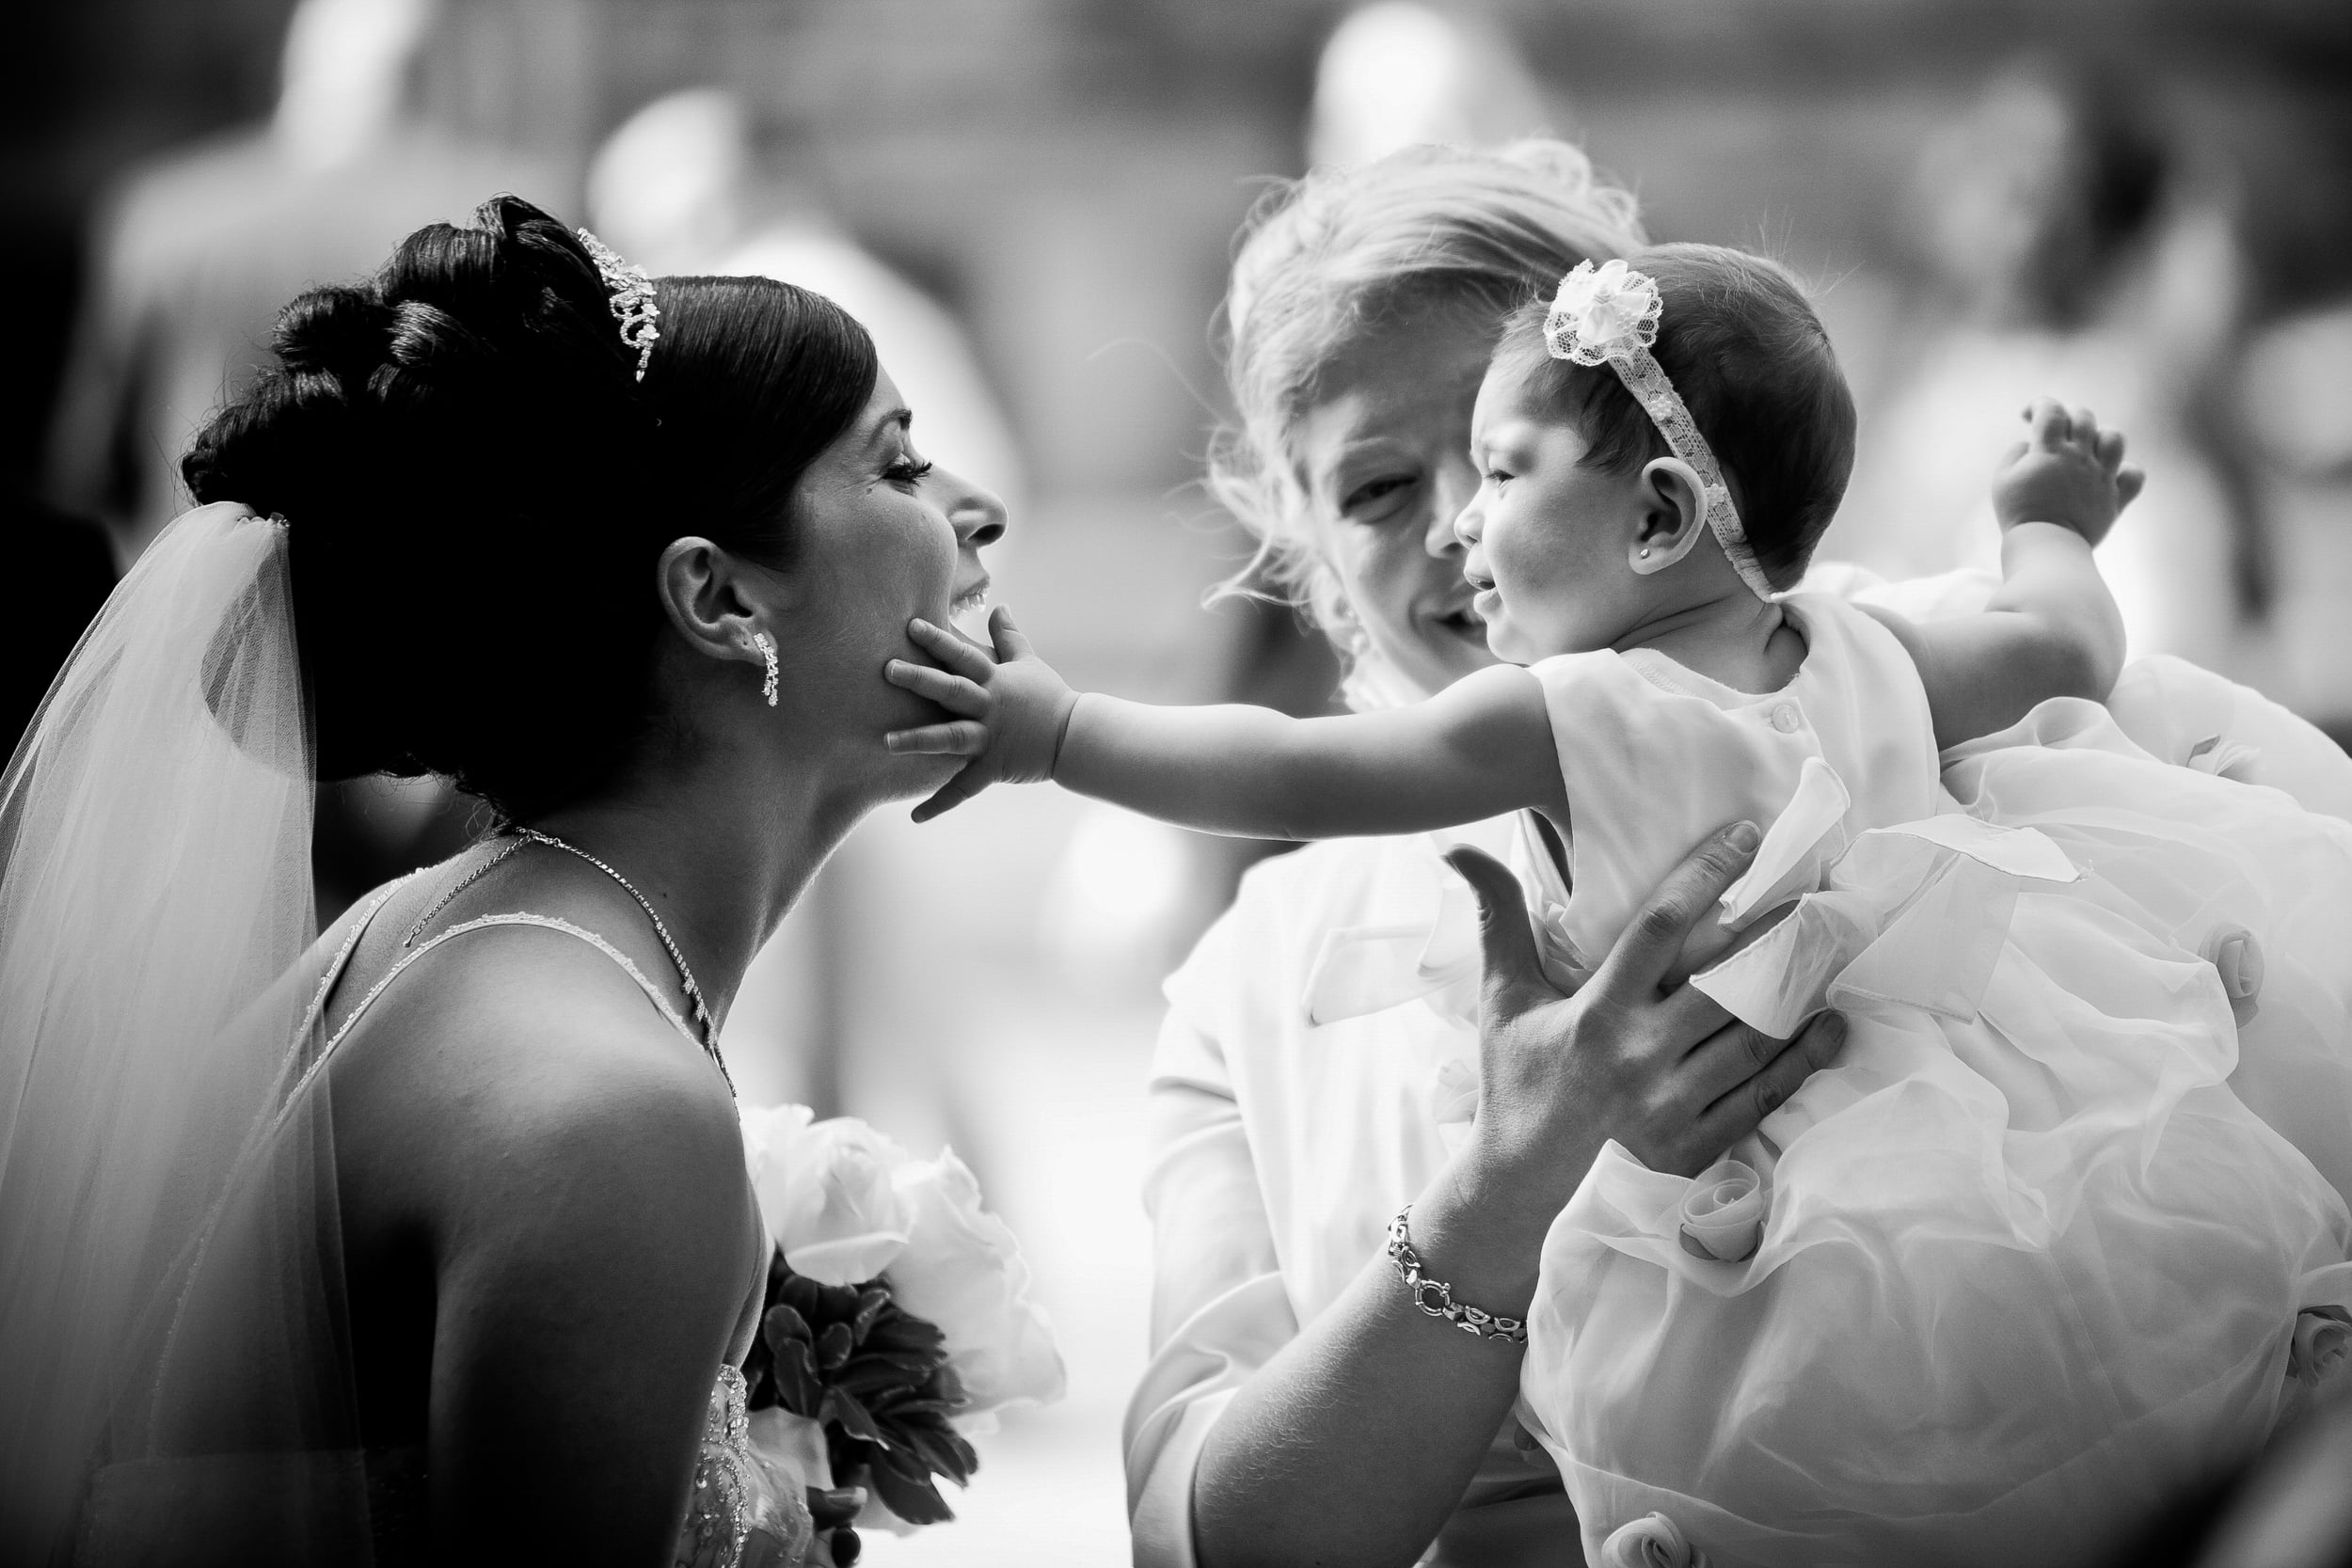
948, 578, 992, 636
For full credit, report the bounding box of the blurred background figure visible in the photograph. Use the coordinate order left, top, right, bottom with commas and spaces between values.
40, 0, 564, 914
581, 86, 748, 276
2238, 295, 2352, 745
46, 0, 555, 571
587, 87, 1025, 502
1308, 0, 1550, 167
1836, 55, 2268, 680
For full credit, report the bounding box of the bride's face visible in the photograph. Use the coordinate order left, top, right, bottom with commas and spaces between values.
781, 367, 1006, 768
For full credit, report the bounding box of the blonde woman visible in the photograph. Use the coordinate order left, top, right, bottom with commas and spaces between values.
1122, 142, 1849, 1568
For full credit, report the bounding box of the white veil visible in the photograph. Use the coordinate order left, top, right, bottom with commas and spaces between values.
0, 504, 366, 1563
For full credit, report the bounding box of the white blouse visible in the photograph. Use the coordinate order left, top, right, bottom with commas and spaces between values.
1125, 812, 1586, 1568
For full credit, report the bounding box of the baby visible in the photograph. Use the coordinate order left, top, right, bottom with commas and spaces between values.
887, 246, 2351, 1565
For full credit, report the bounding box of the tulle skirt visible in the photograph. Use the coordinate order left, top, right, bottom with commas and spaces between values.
1518, 697, 2352, 1568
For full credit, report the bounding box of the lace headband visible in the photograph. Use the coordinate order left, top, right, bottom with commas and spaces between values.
1542, 260, 1776, 601
575, 227, 660, 381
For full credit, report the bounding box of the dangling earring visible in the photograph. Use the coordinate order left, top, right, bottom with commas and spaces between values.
753, 631, 779, 707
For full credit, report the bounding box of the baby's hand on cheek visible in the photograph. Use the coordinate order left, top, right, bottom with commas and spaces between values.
1991, 396, 2147, 546
882, 607, 1078, 821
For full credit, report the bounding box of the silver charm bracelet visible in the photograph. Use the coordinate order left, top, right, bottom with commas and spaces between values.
1386, 1204, 1528, 1347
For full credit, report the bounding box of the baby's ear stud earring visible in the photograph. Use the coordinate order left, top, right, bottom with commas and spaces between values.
753, 631, 779, 707
1638, 546, 1652, 559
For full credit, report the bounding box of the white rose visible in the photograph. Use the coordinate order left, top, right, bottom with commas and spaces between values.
739, 1101, 814, 1193
885, 1148, 1067, 1416
1602, 1512, 1711, 1568
2289, 1307, 2352, 1387
739, 1101, 814, 1250
739, 1103, 916, 1286
1677, 1159, 1766, 1264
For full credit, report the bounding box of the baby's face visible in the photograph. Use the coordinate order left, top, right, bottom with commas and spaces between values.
1454, 357, 1654, 664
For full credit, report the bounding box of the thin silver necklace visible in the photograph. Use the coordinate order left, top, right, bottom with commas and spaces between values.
402, 828, 731, 1092
402, 836, 532, 947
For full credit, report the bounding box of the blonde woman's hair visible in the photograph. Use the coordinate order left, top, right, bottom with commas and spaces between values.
1208, 139, 1645, 647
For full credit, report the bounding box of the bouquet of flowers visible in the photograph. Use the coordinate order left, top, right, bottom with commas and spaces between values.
734, 1105, 1066, 1564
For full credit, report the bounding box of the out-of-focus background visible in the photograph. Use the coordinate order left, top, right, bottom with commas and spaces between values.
8, 1, 2350, 1560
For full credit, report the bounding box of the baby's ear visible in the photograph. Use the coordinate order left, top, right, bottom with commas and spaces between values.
1630, 457, 1709, 577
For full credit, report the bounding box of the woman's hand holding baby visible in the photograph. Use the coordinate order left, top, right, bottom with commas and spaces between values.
1424, 826, 1849, 1296
1993, 395, 2146, 546
883, 609, 1078, 822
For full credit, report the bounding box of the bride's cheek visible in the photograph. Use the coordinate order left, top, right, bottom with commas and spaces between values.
878, 510, 957, 599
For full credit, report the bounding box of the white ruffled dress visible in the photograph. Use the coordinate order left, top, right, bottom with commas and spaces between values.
1506, 594, 2352, 1567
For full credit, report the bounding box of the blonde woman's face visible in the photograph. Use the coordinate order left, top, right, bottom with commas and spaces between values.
1292, 302, 1498, 698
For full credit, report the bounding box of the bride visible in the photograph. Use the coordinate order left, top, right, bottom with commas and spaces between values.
0, 196, 1007, 1564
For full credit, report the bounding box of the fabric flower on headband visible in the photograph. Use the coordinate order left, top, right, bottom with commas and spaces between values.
1545, 260, 1663, 367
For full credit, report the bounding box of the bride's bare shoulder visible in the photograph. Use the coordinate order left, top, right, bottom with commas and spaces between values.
326, 916, 760, 1479
326, 916, 750, 1260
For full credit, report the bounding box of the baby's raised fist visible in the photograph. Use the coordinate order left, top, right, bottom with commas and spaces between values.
1991, 396, 2146, 546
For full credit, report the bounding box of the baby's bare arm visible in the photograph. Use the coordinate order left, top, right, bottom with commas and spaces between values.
1057, 664, 1559, 838
882, 611, 1561, 835
1872, 398, 2135, 750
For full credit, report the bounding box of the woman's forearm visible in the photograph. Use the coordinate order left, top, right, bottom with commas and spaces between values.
1185, 825, 1846, 1568
1189, 1156, 1552, 1568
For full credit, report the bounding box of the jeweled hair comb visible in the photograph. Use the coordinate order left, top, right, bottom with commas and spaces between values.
575, 227, 660, 382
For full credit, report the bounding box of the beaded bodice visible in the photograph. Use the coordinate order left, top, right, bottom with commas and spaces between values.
675, 1366, 756, 1568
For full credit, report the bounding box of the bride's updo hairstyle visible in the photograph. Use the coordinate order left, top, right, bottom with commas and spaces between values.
182, 196, 877, 819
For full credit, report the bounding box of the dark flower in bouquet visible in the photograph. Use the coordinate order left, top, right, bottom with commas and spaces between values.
734, 1105, 1068, 1540
742, 1252, 979, 1526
